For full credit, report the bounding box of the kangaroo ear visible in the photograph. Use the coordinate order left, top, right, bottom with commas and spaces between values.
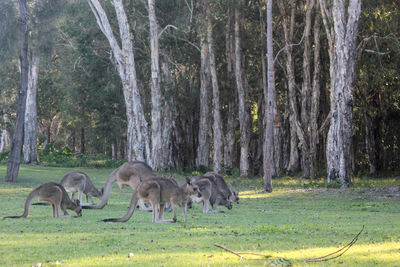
75, 199, 80, 206
101, 188, 104, 194
186, 177, 191, 185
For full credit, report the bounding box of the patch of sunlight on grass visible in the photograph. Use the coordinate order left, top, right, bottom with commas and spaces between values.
0, 233, 93, 249
56, 251, 240, 267
0, 187, 32, 194
240, 189, 288, 199
274, 241, 400, 264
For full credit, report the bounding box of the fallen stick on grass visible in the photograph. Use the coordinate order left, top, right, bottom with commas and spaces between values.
214, 225, 365, 262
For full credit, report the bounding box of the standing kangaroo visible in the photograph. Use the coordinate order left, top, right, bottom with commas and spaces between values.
59, 171, 103, 205
102, 177, 201, 223
84, 161, 160, 210
3, 182, 82, 219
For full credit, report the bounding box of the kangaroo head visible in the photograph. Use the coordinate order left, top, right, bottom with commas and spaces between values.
217, 195, 232, 210
229, 190, 239, 204
73, 199, 82, 217
185, 178, 202, 198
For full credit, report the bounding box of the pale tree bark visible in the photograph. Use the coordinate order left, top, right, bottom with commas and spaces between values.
278, 1, 299, 174
259, 1, 281, 176
224, 3, 238, 170
320, 0, 361, 186
24, 51, 39, 164
196, 0, 211, 168
264, 0, 275, 192
300, 0, 315, 178
0, 113, 10, 153
0, 92, 10, 152
234, 4, 251, 176
309, 11, 321, 178
148, 0, 163, 169
207, 13, 224, 174
160, 52, 178, 168
87, 0, 151, 164
6, 0, 28, 182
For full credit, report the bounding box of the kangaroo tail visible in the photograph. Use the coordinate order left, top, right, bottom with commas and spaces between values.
3, 187, 39, 219
84, 169, 117, 209
32, 202, 50, 206
102, 191, 139, 223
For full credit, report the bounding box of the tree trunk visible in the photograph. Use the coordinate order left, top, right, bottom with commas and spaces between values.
24, 51, 39, 164
310, 11, 321, 178
234, 5, 251, 176
207, 15, 224, 174
279, 1, 299, 174
224, 3, 237, 170
321, 0, 361, 186
148, 0, 163, 169
87, 0, 151, 164
160, 52, 178, 168
6, 0, 29, 182
300, 0, 315, 178
196, 0, 211, 168
0, 113, 10, 153
80, 127, 85, 154
264, 0, 275, 192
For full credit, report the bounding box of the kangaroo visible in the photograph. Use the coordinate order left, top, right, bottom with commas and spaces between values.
102, 177, 201, 223
59, 171, 103, 205
84, 161, 160, 210
204, 172, 239, 204
3, 182, 82, 219
189, 176, 232, 213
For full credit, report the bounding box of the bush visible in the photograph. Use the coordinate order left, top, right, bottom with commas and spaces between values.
38, 144, 126, 168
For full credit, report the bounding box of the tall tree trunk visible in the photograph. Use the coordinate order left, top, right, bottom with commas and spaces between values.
300, 0, 315, 178
264, 0, 275, 192
196, 0, 211, 168
80, 127, 85, 154
24, 51, 39, 164
5, 0, 29, 182
224, 3, 237, 170
160, 52, 178, 168
279, 1, 299, 174
0, 113, 10, 153
320, 0, 361, 186
87, 0, 151, 164
148, 0, 163, 169
207, 14, 224, 174
234, 5, 251, 176
310, 11, 321, 178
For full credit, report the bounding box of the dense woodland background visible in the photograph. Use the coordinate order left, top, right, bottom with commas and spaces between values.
0, 0, 399, 186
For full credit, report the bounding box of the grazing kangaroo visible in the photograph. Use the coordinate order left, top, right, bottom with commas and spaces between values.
84, 161, 160, 210
102, 177, 201, 223
3, 182, 82, 219
204, 172, 239, 204
189, 176, 232, 213
59, 171, 103, 205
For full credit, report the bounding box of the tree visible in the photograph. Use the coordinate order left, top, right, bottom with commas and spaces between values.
320, 0, 362, 186
264, 0, 275, 192
196, 0, 211, 169
6, 0, 29, 182
87, 0, 151, 163
24, 52, 39, 164
234, 1, 251, 176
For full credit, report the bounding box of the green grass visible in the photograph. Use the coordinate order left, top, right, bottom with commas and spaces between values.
0, 164, 399, 266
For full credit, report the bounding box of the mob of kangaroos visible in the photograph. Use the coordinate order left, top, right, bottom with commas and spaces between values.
3, 161, 239, 223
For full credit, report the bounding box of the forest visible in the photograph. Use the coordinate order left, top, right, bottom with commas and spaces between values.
0, 0, 399, 189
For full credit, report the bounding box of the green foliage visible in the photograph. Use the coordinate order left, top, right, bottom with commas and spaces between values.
326, 180, 342, 189
37, 144, 125, 168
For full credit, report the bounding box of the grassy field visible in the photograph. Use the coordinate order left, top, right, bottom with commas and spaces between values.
0, 164, 399, 266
